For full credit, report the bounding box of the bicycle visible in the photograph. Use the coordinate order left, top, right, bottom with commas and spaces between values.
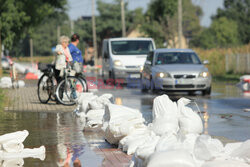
55, 64, 88, 106
37, 63, 57, 104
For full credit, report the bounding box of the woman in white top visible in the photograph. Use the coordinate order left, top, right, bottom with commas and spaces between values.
55, 36, 73, 78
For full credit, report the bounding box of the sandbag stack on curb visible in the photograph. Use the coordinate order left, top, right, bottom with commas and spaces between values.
73, 93, 250, 167
0, 130, 46, 166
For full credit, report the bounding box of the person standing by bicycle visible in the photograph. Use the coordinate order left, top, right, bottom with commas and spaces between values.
55, 36, 73, 82
68, 33, 84, 76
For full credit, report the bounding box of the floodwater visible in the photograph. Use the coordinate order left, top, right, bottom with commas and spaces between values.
0, 81, 250, 166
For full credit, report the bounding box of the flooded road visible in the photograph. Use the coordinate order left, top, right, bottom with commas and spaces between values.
0, 81, 250, 166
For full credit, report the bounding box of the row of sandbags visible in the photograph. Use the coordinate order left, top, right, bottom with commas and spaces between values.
74, 93, 250, 167
0, 130, 46, 167
0, 77, 25, 88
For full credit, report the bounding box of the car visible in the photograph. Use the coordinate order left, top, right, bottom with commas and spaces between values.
141, 48, 212, 95
101, 38, 156, 83
1, 57, 11, 70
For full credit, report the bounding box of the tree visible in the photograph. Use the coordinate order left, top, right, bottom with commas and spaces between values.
213, 0, 250, 44
193, 17, 239, 49
0, 0, 67, 50
140, 0, 202, 48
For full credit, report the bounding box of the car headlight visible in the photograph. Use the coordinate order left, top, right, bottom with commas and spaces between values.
140, 66, 144, 72
199, 71, 209, 78
156, 72, 171, 78
114, 60, 122, 67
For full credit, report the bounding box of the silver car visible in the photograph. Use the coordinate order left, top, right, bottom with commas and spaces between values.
141, 48, 212, 95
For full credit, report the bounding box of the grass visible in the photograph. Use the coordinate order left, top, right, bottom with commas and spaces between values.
12, 55, 55, 64
0, 88, 6, 111
213, 74, 241, 83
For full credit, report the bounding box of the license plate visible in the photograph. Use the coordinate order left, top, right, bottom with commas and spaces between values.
175, 79, 193, 84
129, 74, 140, 78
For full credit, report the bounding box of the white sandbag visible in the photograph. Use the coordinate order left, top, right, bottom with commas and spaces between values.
135, 133, 160, 164
155, 133, 178, 152
77, 93, 98, 113
119, 128, 151, 155
149, 116, 179, 136
103, 104, 145, 145
0, 158, 24, 167
194, 135, 224, 161
224, 142, 242, 155
152, 94, 179, 120
177, 133, 199, 153
88, 93, 114, 110
14, 63, 27, 74
147, 150, 196, 167
85, 109, 105, 128
0, 77, 12, 88
0, 146, 46, 161
178, 98, 203, 134
230, 139, 250, 163
2, 141, 24, 153
17, 80, 25, 88
201, 159, 250, 167
0, 130, 29, 146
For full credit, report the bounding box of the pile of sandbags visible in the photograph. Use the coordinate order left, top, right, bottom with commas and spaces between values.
0, 130, 46, 166
73, 93, 250, 167
0, 77, 25, 88
74, 93, 114, 129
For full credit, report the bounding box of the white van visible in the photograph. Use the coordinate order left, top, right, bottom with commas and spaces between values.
101, 37, 156, 82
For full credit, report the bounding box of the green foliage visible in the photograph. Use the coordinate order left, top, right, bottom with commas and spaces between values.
141, 0, 202, 47
192, 17, 239, 49
0, 0, 67, 50
213, 0, 250, 44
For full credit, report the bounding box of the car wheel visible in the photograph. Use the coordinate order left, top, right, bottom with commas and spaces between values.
140, 74, 148, 92
188, 91, 196, 96
202, 86, 211, 96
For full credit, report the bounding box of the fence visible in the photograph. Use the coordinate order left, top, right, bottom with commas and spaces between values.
225, 54, 250, 74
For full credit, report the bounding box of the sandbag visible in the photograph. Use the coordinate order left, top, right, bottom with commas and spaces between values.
224, 142, 242, 155
230, 139, 250, 163
2, 142, 24, 153
149, 116, 179, 136
155, 133, 178, 152
194, 135, 224, 161
201, 159, 250, 167
0, 158, 24, 167
103, 104, 145, 145
88, 94, 113, 110
0, 130, 28, 147
178, 98, 203, 134
85, 109, 105, 128
152, 94, 179, 120
135, 133, 160, 164
77, 93, 98, 113
147, 149, 196, 167
0, 77, 12, 88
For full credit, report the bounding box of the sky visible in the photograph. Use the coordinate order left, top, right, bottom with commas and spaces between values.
67, 0, 224, 27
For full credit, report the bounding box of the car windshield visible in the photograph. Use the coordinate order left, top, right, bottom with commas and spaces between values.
155, 52, 201, 65
111, 40, 154, 55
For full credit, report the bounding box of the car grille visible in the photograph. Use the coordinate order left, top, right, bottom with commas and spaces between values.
175, 84, 195, 88
125, 66, 140, 69
197, 84, 206, 88
174, 74, 196, 79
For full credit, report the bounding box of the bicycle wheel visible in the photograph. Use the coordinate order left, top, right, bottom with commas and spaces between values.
50, 76, 58, 101
37, 74, 52, 104
55, 76, 85, 106
77, 75, 88, 92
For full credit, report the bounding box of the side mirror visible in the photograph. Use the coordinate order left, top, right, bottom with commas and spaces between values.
203, 60, 209, 65
145, 60, 152, 65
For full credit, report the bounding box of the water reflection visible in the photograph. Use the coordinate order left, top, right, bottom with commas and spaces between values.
0, 111, 103, 166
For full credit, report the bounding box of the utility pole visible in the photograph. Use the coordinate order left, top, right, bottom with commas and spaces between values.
57, 25, 61, 43
29, 38, 33, 64
0, 27, 2, 75
92, 0, 98, 66
121, 0, 126, 37
70, 20, 74, 35
178, 0, 183, 48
